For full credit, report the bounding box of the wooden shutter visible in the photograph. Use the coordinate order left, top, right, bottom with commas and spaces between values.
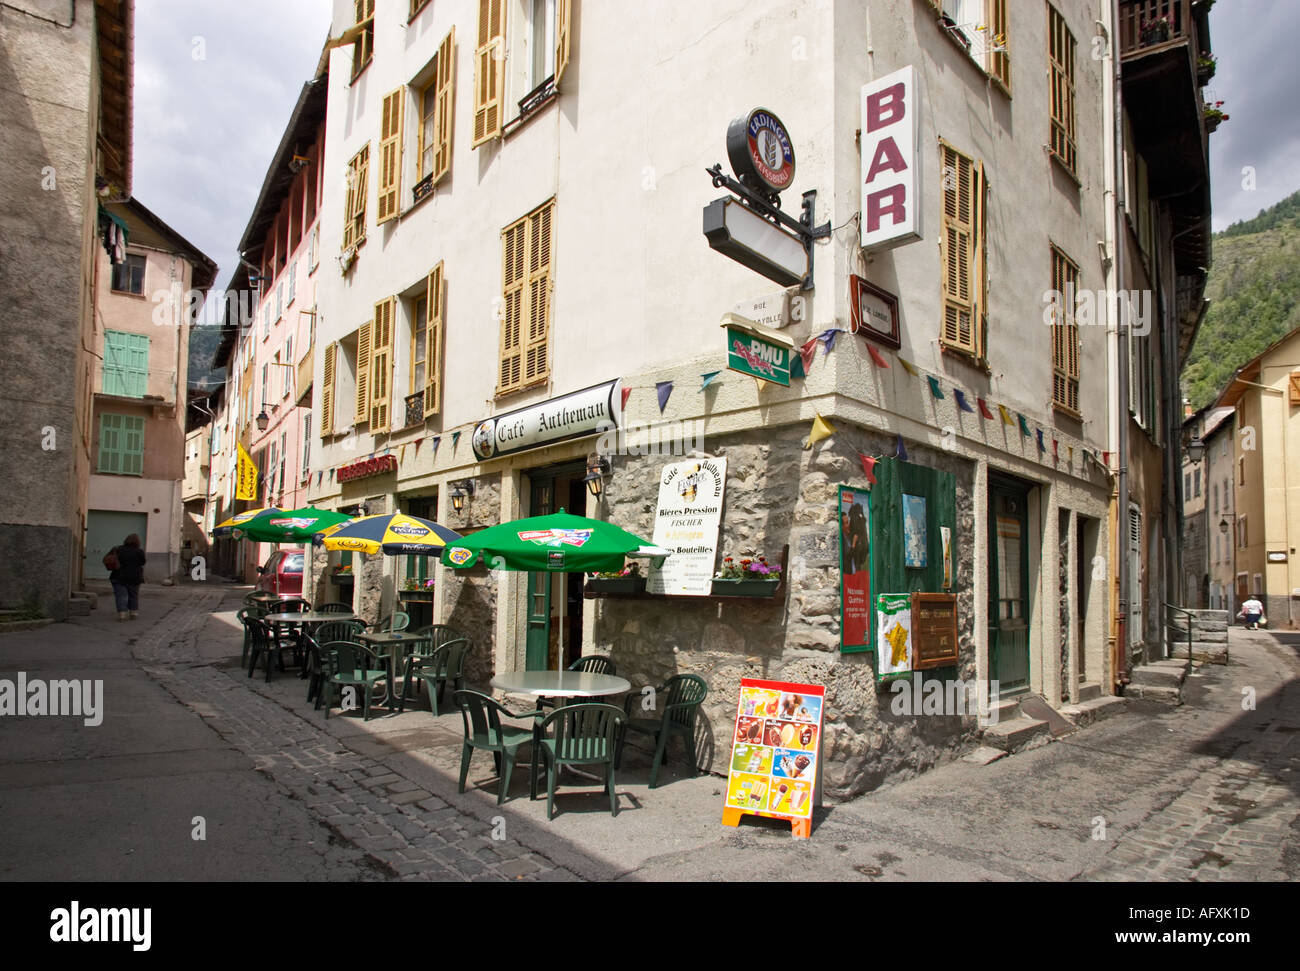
1051, 246, 1080, 413
355, 321, 372, 426
370, 299, 394, 432
499, 218, 526, 392
473, 0, 506, 147
524, 202, 553, 384
988, 0, 1010, 90
1128, 504, 1142, 634
98, 414, 121, 473
377, 89, 404, 224
555, 0, 572, 88
321, 342, 336, 435
939, 142, 977, 355
424, 262, 445, 417
433, 29, 456, 184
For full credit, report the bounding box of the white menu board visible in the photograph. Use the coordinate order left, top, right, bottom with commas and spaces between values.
645, 457, 727, 596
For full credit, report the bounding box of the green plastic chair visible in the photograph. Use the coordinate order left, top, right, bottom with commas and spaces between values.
370, 612, 410, 633
616, 674, 708, 788
407, 638, 471, 716
237, 608, 257, 665
532, 703, 626, 820
322, 641, 388, 721
452, 690, 544, 805
305, 621, 365, 705
245, 617, 297, 682
399, 626, 467, 710
569, 655, 616, 675
315, 602, 352, 614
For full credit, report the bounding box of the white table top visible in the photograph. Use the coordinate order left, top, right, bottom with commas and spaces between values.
490, 670, 630, 698
264, 611, 357, 624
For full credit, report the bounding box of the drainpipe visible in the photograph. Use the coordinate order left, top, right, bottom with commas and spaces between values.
1112, 0, 1132, 689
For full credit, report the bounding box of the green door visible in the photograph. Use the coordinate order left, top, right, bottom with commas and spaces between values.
524, 480, 554, 671
989, 479, 1030, 695
85, 510, 148, 580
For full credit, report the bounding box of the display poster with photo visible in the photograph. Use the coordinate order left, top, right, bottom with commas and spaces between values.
724, 678, 826, 826
839, 486, 872, 653
646, 457, 728, 596
876, 592, 913, 681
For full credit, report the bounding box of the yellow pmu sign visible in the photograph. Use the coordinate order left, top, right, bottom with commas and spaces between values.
236, 444, 258, 500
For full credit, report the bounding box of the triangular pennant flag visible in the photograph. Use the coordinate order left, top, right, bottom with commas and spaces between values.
329, 469, 335, 480
700, 371, 722, 391
656, 381, 674, 414
859, 453, 877, 485
1017, 414, 1031, 437
898, 357, 919, 376
977, 397, 995, 420
998, 404, 1015, 426
399, 445, 407, 463
896, 434, 909, 461
803, 413, 835, 450
755, 377, 772, 394
432, 435, 441, 452
1052, 439, 1059, 461
621, 385, 632, 411
1068, 446, 1074, 463
414, 438, 423, 457
799, 338, 819, 374
790, 354, 807, 380
818, 329, 841, 355
954, 389, 975, 413
1035, 428, 1044, 452
1102, 451, 1111, 466
927, 376, 945, 399
451, 431, 461, 449
865, 343, 890, 369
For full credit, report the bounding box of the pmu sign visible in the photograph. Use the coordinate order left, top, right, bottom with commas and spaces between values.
860, 66, 921, 251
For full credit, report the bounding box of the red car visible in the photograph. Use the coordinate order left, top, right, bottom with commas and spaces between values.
255, 550, 304, 596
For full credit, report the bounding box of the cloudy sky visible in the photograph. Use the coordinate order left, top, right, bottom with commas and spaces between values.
131, 0, 1294, 290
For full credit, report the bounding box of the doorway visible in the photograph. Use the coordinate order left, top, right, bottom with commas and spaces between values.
85, 510, 148, 580
988, 476, 1031, 695
524, 461, 587, 671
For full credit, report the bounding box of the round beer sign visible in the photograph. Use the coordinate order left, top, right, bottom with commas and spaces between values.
727, 108, 796, 194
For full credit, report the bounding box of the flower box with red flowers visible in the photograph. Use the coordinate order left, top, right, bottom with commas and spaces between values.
711, 553, 783, 597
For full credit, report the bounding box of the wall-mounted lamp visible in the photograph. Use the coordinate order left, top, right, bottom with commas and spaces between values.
583, 454, 612, 499
1219, 517, 1230, 535
255, 408, 270, 432
1185, 437, 1205, 463
450, 479, 476, 513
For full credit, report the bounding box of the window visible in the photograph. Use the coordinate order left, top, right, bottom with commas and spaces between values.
309, 226, 319, 272
351, 0, 374, 81
321, 343, 336, 435
268, 439, 278, 499
938, 141, 986, 360
262, 305, 270, 340
344, 144, 370, 250
1184, 472, 1191, 498
287, 261, 296, 305
276, 282, 283, 321
1223, 477, 1230, 509
279, 431, 287, 497
1049, 246, 1080, 414
301, 413, 311, 479
926, 1, 1009, 90
987, 0, 1010, 90
473, 0, 572, 147
103, 330, 149, 397
262, 363, 269, 403
499, 200, 554, 394
98, 414, 144, 475
1212, 482, 1219, 514
531, 0, 556, 90
1253, 573, 1263, 596
369, 297, 395, 432
473, 0, 508, 146
417, 29, 456, 188
1047, 4, 1077, 176
411, 291, 428, 397
1194, 468, 1201, 498
1238, 516, 1247, 550
410, 0, 431, 18
1128, 503, 1142, 636
377, 88, 404, 224
110, 254, 146, 295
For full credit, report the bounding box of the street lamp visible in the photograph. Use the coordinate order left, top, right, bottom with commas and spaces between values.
255, 408, 269, 431
450, 479, 475, 513
1220, 518, 1229, 535
1186, 437, 1206, 463
583, 454, 612, 499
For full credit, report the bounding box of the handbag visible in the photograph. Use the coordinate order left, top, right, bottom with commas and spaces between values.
103, 548, 120, 571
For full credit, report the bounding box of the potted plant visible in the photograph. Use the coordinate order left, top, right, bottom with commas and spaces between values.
1203, 100, 1229, 132
586, 562, 645, 595
711, 552, 782, 597
332, 563, 354, 586
1197, 54, 1216, 84
398, 577, 436, 601
1139, 14, 1172, 45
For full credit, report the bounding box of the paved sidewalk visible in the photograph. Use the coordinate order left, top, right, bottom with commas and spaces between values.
3, 583, 1296, 881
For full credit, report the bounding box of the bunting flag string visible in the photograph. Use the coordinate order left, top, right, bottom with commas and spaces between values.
413, 437, 424, 457
818, 329, 843, 355
431, 435, 441, 452
896, 434, 909, 461
1052, 439, 1059, 462
621, 385, 632, 411
798, 338, 819, 375
804, 413, 835, 450
329, 469, 335, 481
897, 357, 919, 376
790, 354, 807, 380
1035, 428, 1046, 453
858, 452, 878, 485
399, 445, 407, 463
451, 431, 461, 450
1017, 414, 1032, 437
926, 375, 945, 400
1068, 446, 1074, 464
700, 371, 722, 392
865, 343, 890, 369
998, 404, 1015, 427
656, 380, 674, 414
977, 397, 995, 420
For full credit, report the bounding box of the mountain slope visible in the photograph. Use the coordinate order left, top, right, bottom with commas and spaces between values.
1183, 189, 1300, 409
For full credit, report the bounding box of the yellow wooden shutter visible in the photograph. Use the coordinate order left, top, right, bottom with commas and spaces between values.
975, 159, 987, 358
555, 0, 572, 88
524, 202, 553, 384
433, 29, 456, 184
472, 0, 506, 147
377, 89, 404, 224
355, 146, 369, 244
370, 298, 394, 432
343, 156, 357, 250
355, 320, 372, 426
424, 262, 445, 417
499, 218, 526, 392
321, 342, 336, 435
939, 142, 977, 355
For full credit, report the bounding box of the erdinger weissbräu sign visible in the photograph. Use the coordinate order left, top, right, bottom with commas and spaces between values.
471, 379, 621, 461
860, 65, 921, 250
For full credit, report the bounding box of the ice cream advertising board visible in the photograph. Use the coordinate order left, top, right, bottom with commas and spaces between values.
722, 678, 826, 839
645, 457, 727, 596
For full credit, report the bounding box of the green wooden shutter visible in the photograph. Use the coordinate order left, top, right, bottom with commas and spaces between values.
98, 414, 122, 473
103, 331, 149, 397
121, 416, 144, 474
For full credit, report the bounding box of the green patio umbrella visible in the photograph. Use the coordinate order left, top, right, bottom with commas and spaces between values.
236, 506, 352, 544
211, 507, 283, 538
440, 509, 668, 664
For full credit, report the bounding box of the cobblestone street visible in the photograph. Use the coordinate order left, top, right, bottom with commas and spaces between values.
2, 583, 1297, 882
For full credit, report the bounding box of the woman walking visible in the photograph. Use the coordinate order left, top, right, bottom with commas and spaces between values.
107, 534, 147, 621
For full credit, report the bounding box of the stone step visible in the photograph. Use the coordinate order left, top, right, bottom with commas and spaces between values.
981, 715, 1051, 752
66, 598, 91, 616
1124, 683, 1182, 705
71, 590, 99, 609
1060, 695, 1126, 728
1076, 681, 1102, 702
1129, 660, 1187, 689
990, 697, 1023, 722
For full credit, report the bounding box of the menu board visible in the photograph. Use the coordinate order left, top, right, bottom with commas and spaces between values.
646, 457, 728, 596
911, 592, 959, 669
725, 678, 825, 825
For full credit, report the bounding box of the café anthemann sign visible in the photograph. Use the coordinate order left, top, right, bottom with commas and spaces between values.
471, 379, 621, 461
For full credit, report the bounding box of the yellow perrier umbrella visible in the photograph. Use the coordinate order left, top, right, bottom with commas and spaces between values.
315, 513, 462, 556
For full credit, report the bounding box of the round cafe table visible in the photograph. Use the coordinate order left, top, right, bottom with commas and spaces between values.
489, 670, 630, 701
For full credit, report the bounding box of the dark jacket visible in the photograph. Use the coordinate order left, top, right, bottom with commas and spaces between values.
109, 545, 147, 585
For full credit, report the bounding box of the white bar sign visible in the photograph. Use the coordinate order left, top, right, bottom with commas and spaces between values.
860, 66, 921, 251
